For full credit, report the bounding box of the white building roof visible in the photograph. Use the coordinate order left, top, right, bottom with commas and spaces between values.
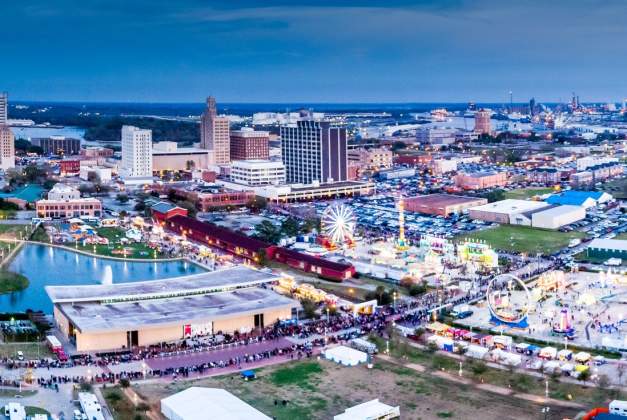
532, 205, 583, 218
334, 399, 400, 420
469, 199, 550, 216
588, 238, 627, 252
232, 159, 284, 169
161, 387, 271, 420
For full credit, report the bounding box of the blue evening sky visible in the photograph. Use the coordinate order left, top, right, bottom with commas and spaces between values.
1, 0, 626, 103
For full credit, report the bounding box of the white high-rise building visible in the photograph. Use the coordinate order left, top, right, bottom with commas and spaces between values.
0, 125, 15, 171
230, 160, 286, 186
0, 92, 7, 125
121, 125, 153, 181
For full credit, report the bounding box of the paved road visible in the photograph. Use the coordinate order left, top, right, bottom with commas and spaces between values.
145, 337, 294, 371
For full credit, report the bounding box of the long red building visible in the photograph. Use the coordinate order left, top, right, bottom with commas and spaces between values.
161, 214, 354, 281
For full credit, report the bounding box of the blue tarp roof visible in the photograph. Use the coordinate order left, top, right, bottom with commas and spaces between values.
545, 190, 604, 206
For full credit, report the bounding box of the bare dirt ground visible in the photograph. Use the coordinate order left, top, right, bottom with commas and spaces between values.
134, 359, 580, 420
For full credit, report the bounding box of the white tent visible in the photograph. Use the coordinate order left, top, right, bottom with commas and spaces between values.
161, 387, 271, 420
324, 345, 368, 366
334, 399, 400, 420
466, 344, 489, 360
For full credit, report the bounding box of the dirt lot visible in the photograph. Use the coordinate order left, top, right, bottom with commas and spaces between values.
134, 359, 580, 420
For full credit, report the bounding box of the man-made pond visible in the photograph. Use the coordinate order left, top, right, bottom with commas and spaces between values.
1, 244, 205, 313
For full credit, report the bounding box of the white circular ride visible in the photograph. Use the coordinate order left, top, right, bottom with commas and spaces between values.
486, 274, 532, 327
321, 203, 357, 247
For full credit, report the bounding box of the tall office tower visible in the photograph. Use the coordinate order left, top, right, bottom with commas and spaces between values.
230, 128, 270, 160
0, 125, 15, 170
0, 92, 7, 125
121, 125, 153, 179
280, 120, 347, 184
529, 97, 536, 116
474, 109, 492, 135
200, 96, 230, 165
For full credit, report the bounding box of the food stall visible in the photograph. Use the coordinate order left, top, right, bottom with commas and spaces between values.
539, 346, 558, 360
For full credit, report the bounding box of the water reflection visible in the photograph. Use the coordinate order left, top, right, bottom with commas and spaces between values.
1, 244, 205, 313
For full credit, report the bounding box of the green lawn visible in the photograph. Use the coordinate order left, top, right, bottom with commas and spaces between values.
103, 387, 148, 420
615, 233, 627, 240
457, 225, 586, 254
75, 227, 163, 259
0, 270, 29, 294
503, 188, 554, 200
0, 224, 31, 239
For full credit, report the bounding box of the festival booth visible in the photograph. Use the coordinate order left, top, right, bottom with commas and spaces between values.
557, 349, 573, 361
515, 343, 529, 354
323, 345, 368, 366
466, 344, 489, 360
493, 335, 513, 350
426, 335, 454, 352
425, 322, 449, 336
574, 352, 591, 364
539, 347, 558, 360
543, 360, 561, 374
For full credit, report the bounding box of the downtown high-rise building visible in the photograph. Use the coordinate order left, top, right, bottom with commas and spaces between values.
200, 96, 230, 165
280, 120, 347, 184
0, 92, 7, 125
0, 125, 15, 171
121, 125, 153, 179
474, 109, 492, 135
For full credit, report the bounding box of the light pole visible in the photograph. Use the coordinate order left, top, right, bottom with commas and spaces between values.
458, 361, 463, 377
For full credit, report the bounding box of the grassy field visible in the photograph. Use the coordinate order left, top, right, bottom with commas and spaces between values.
0, 224, 31, 238
457, 225, 586, 254
503, 188, 554, 200
103, 387, 149, 420
0, 270, 29, 294
134, 357, 586, 420
74, 227, 163, 259
0, 342, 53, 359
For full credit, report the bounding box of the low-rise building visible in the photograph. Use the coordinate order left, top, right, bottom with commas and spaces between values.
347, 147, 393, 171
230, 160, 285, 186
468, 199, 550, 225
79, 165, 112, 183
152, 141, 211, 172
587, 239, 627, 260
570, 171, 593, 186
528, 167, 560, 184
416, 127, 457, 145
430, 159, 458, 175
36, 183, 102, 219
404, 194, 487, 216
531, 205, 586, 230
59, 159, 81, 176
377, 167, 416, 180
157, 183, 255, 211
455, 171, 508, 190
80, 146, 114, 159
545, 190, 613, 208
47, 266, 299, 352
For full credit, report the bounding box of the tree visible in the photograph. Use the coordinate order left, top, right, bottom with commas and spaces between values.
618, 364, 626, 386
254, 220, 282, 244
247, 196, 267, 212
484, 189, 506, 203
578, 368, 591, 385
281, 217, 300, 237
116, 193, 129, 204
300, 298, 318, 319
302, 217, 321, 234
365, 285, 393, 305
391, 141, 407, 151
185, 160, 196, 171
176, 200, 198, 218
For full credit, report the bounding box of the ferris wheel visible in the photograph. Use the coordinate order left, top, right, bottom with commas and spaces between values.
321, 203, 356, 246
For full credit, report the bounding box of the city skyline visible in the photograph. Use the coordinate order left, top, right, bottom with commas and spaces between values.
2, 0, 626, 103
